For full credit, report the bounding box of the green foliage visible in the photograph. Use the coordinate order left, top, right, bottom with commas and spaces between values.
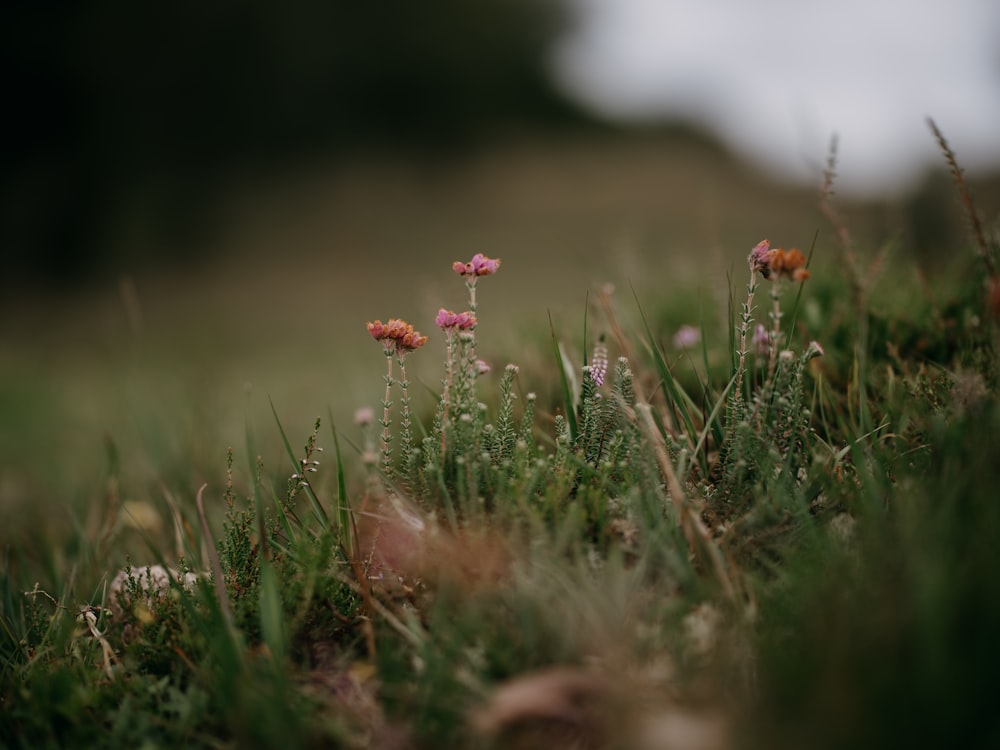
2, 139, 999, 748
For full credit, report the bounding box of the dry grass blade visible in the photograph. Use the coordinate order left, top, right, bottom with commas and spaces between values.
927, 117, 993, 274
195, 483, 234, 630
635, 403, 737, 602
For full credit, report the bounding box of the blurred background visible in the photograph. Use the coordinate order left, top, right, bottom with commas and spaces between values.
1, 0, 999, 530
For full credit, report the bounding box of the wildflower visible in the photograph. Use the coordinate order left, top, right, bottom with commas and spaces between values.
749, 239, 773, 275
748, 239, 810, 281
367, 318, 427, 355
770, 247, 810, 282
752, 323, 770, 355
804, 340, 824, 360
366, 318, 426, 486
453, 252, 501, 277
354, 407, 375, 427
589, 341, 608, 386
672, 325, 700, 350
476, 359, 491, 375
435, 308, 477, 330
396, 328, 428, 354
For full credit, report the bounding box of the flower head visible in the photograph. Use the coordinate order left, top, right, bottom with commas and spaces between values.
588, 341, 608, 386
396, 328, 428, 353
435, 308, 477, 330
453, 252, 501, 277
367, 318, 427, 355
749, 239, 810, 281
749, 240, 773, 275
752, 323, 770, 355
770, 248, 810, 282
672, 325, 701, 350
805, 340, 825, 361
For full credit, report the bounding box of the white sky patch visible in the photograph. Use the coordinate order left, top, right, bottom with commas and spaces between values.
553, 0, 1000, 196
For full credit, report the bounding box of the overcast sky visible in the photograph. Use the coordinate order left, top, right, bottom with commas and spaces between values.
553, 0, 1000, 196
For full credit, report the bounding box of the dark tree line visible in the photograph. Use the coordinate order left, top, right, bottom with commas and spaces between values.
1, 0, 587, 283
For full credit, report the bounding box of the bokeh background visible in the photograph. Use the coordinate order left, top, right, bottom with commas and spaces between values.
2, 0, 998, 534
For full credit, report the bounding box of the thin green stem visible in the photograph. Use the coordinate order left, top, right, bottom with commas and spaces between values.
765, 281, 783, 385
380, 345, 395, 484
733, 264, 759, 421
397, 351, 414, 491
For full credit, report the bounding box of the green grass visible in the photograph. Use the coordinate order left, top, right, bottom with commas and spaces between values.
2, 133, 999, 748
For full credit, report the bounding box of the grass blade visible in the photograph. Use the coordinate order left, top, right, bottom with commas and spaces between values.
268, 396, 330, 528
327, 406, 353, 555
549, 309, 578, 443
630, 283, 698, 451
258, 553, 286, 661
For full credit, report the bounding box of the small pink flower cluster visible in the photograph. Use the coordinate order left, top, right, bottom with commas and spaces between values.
435, 308, 477, 330
752, 324, 770, 355
749, 239, 810, 282
672, 325, 701, 350
589, 342, 608, 387
452, 252, 501, 277
749, 240, 772, 275
367, 318, 428, 354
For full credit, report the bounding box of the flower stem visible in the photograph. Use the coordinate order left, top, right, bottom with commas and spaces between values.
733, 264, 759, 418
440, 330, 455, 461
397, 352, 415, 490
379, 345, 395, 484
765, 282, 783, 384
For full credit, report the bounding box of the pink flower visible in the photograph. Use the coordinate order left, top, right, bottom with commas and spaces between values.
748, 239, 810, 281
475, 359, 491, 375
453, 253, 501, 277
589, 342, 608, 387
752, 324, 770, 355
805, 341, 824, 360
672, 325, 701, 350
397, 329, 428, 353
354, 407, 375, 427
435, 308, 477, 330
366, 318, 427, 354
748, 239, 773, 275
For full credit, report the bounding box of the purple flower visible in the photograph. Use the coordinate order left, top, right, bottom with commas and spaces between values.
589, 342, 608, 387
453, 253, 501, 277
752, 324, 770, 355
672, 325, 701, 350
748, 240, 810, 282
748, 239, 773, 275
435, 308, 477, 330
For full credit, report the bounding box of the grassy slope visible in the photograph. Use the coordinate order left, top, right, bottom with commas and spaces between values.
1, 134, 998, 749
